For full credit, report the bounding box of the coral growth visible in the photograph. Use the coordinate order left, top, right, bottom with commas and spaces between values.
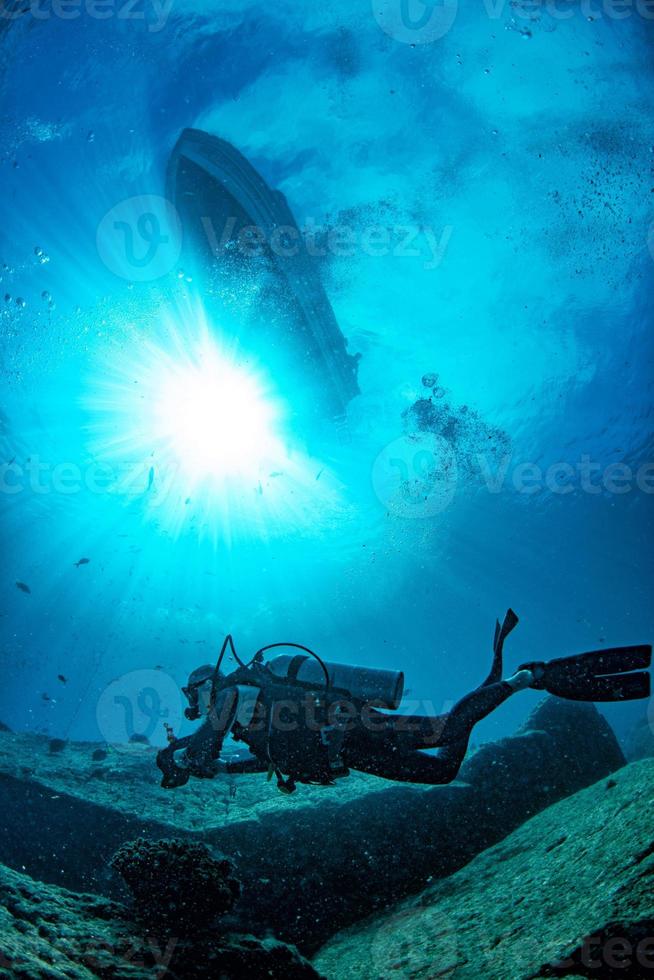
111, 838, 241, 936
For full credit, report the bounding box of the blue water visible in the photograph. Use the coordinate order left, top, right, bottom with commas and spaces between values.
1, 3, 652, 751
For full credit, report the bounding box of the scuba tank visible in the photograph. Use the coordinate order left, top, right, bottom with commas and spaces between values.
174, 636, 405, 795
265, 654, 404, 710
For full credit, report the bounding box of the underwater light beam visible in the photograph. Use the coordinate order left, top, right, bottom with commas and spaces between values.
84, 310, 344, 543
149, 344, 280, 484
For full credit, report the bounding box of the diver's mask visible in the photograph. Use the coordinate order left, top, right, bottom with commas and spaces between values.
182, 664, 223, 720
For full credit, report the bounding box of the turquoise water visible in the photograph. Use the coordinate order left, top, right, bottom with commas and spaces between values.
1, 2, 652, 753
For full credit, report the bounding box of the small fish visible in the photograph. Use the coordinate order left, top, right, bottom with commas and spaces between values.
315, 469, 324, 481
147, 466, 155, 491
42, 693, 51, 702
57, 674, 67, 684
16, 582, 31, 594
74, 558, 90, 568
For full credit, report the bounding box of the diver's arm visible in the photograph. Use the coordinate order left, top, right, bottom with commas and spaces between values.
157, 687, 238, 789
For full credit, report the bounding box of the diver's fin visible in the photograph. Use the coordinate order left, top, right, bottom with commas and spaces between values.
483, 608, 520, 687
520, 644, 652, 702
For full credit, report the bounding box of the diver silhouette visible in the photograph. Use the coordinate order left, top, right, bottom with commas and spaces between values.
157, 611, 651, 794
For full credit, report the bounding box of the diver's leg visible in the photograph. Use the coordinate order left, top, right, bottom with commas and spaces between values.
343, 731, 470, 785
343, 670, 534, 784
369, 671, 533, 751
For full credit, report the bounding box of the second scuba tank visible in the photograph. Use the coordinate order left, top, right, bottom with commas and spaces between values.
266, 654, 404, 710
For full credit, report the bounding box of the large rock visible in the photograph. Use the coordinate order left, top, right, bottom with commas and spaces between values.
0, 698, 625, 953
625, 716, 654, 762
314, 758, 654, 980
0, 860, 320, 980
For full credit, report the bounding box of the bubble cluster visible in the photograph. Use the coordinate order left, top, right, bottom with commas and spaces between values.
404, 373, 511, 478
34, 246, 50, 265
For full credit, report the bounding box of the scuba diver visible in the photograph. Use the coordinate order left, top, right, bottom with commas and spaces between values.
157, 611, 651, 794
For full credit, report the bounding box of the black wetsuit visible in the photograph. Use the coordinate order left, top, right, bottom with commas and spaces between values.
158, 658, 515, 789
157, 614, 651, 790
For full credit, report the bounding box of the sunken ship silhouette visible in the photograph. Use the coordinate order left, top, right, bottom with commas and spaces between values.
167, 129, 360, 421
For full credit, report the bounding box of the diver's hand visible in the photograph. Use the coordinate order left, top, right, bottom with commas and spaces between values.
161, 764, 191, 790
157, 746, 192, 790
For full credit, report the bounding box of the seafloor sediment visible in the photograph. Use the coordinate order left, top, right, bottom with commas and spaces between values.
0, 858, 320, 979
1, 755, 652, 978
314, 757, 654, 980
0, 698, 628, 958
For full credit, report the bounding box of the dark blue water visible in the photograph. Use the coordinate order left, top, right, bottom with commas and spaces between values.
1, 3, 652, 752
